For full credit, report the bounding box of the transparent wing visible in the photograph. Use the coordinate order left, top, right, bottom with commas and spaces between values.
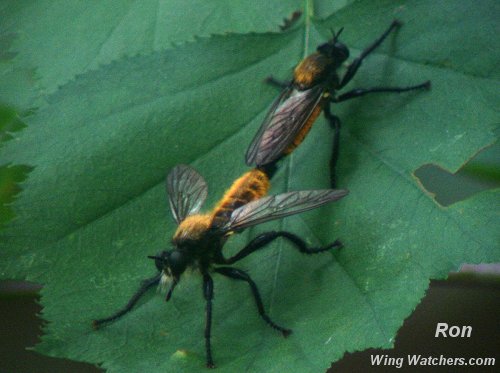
224, 189, 348, 232
245, 85, 325, 166
166, 164, 208, 224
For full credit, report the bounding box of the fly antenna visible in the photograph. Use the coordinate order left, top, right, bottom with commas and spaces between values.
333, 27, 344, 42
329, 27, 344, 43
329, 27, 336, 42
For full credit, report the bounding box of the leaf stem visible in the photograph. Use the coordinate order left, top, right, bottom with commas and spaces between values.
303, 0, 314, 58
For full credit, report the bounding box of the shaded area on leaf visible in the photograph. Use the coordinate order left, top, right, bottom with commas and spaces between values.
414, 140, 500, 207
0, 105, 33, 229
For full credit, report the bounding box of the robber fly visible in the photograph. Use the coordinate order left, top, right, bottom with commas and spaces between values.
92, 164, 348, 368
246, 20, 430, 186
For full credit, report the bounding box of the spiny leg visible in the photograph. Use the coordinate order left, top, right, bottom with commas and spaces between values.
220, 231, 342, 265
328, 81, 430, 187
339, 20, 402, 88
92, 273, 161, 329
334, 81, 431, 103
214, 267, 291, 336
324, 103, 341, 188
203, 274, 216, 369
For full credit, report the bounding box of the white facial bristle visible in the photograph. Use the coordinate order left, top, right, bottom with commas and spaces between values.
159, 270, 173, 292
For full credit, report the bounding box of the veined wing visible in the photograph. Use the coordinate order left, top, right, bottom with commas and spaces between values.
166, 164, 208, 224
245, 85, 325, 166
224, 189, 348, 232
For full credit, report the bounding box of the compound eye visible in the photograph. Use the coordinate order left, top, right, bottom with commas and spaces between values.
317, 42, 331, 55
334, 43, 349, 61
168, 250, 188, 277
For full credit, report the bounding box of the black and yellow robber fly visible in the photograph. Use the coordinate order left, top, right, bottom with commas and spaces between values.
246, 20, 430, 186
93, 164, 348, 368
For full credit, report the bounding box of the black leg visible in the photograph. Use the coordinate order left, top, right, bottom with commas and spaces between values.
203, 274, 215, 369
324, 104, 341, 188
334, 81, 431, 103
339, 20, 401, 88
220, 231, 342, 265
214, 267, 291, 336
165, 281, 177, 302
92, 273, 161, 329
265, 76, 289, 89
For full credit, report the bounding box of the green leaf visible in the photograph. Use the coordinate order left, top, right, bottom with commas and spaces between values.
0, 105, 32, 229
0, 0, 498, 372
0, 0, 303, 106
0, 163, 31, 230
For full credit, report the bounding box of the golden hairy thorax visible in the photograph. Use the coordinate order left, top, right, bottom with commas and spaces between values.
173, 214, 212, 242
210, 169, 270, 228
173, 169, 270, 240
293, 53, 334, 89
